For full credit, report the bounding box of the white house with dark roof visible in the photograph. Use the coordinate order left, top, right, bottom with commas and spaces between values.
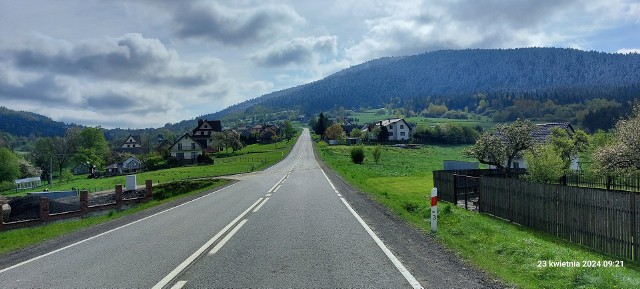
116, 134, 146, 155
169, 134, 204, 162
362, 118, 412, 141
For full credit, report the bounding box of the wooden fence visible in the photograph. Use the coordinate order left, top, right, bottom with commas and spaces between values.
479, 177, 639, 262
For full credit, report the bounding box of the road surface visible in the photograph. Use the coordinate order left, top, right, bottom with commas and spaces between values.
0, 129, 422, 288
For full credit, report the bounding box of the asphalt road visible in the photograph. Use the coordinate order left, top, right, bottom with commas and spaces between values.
0, 129, 423, 288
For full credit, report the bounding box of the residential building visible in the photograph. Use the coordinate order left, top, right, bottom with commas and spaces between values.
362, 118, 412, 141
192, 119, 222, 149
169, 134, 204, 163
116, 134, 146, 155
105, 156, 143, 176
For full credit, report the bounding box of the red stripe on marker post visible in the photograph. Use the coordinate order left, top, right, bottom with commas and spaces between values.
431, 188, 437, 233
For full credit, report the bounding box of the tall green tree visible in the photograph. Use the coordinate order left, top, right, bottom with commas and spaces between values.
550, 127, 589, 170
314, 112, 329, 136
75, 127, 109, 170
282, 120, 296, 141
0, 147, 20, 182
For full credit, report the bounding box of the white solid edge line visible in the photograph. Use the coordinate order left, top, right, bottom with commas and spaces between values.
0, 182, 238, 275
152, 198, 263, 289
252, 197, 270, 213
170, 281, 187, 289
320, 168, 423, 289
208, 219, 248, 255
339, 197, 424, 289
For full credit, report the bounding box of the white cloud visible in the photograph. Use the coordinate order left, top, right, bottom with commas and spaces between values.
617, 48, 640, 54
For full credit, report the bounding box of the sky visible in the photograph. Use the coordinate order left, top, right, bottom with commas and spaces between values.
0, 0, 639, 129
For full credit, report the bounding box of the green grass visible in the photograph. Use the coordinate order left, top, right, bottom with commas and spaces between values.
349, 109, 497, 130
0, 179, 229, 255
3, 132, 301, 197
318, 143, 640, 289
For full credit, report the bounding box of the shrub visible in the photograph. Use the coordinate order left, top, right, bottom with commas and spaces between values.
350, 146, 365, 164
524, 144, 565, 183
372, 145, 382, 164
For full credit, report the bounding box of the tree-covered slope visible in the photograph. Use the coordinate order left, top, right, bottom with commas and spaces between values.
212, 48, 640, 117
0, 106, 69, 137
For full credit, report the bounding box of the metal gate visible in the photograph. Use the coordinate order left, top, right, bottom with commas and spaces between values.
453, 174, 480, 211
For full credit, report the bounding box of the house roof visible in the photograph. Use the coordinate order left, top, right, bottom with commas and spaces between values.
169, 134, 205, 151
193, 119, 222, 135
531, 122, 574, 145
361, 118, 411, 132
123, 134, 142, 144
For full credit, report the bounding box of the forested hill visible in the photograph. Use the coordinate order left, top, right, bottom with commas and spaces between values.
0, 106, 69, 137
211, 48, 640, 118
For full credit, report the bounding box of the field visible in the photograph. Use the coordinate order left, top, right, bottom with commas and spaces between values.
3, 135, 300, 197
317, 142, 640, 289
349, 109, 497, 130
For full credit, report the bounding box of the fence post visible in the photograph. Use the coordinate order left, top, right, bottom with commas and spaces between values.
40, 197, 49, 222
80, 190, 89, 212
478, 177, 483, 213
453, 174, 458, 205
607, 176, 613, 190
145, 180, 153, 199
0, 204, 4, 229
115, 184, 123, 205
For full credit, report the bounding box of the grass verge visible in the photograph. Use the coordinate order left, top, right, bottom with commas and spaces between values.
317, 143, 640, 289
0, 179, 229, 255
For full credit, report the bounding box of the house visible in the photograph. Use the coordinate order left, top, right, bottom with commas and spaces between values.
105, 156, 143, 176
169, 134, 204, 163
501, 122, 579, 170
191, 119, 222, 149
72, 163, 91, 175
362, 118, 412, 141
259, 126, 280, 143
116, 134, 146, 155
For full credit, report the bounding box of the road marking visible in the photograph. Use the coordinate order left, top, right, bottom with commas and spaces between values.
269, 175, 287, 193
265, 193, 272, 197
208, 219, 248, 255
273, 184, 282, 193
339, 198, 424, 289
320, 168, 423, 289
152, 198, 263, 289
170, 281, 187, 289
252, 198, 270, 212
0, 182, 238, 274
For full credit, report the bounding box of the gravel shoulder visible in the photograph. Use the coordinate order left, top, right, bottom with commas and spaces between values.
313, 146, 507, 289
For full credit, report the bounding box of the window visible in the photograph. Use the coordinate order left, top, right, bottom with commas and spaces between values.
400, 125, 404, 129
178, 143, 183, 150
400, 132, 405, 136
388, 132, 393, 136
191, 143, 196, 149
389, 125, 394, 129
176, 153, 184, 159
191, 152, 197, 159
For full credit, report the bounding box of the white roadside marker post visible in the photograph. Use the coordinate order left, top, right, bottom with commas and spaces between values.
431, 188, 437, 233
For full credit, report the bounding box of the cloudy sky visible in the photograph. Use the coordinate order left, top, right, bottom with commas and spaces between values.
1, 0, 639, 128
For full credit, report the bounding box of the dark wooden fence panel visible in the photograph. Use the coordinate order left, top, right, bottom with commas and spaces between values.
478, 177, 640, 262
433, 171, 455, 203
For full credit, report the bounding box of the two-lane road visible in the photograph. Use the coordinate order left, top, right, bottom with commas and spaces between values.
0, 129, 422, 288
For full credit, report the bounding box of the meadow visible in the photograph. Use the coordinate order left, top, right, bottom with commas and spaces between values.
349, 109, 497, 130
317, 143, 640, 289
3, 135, 299, 197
